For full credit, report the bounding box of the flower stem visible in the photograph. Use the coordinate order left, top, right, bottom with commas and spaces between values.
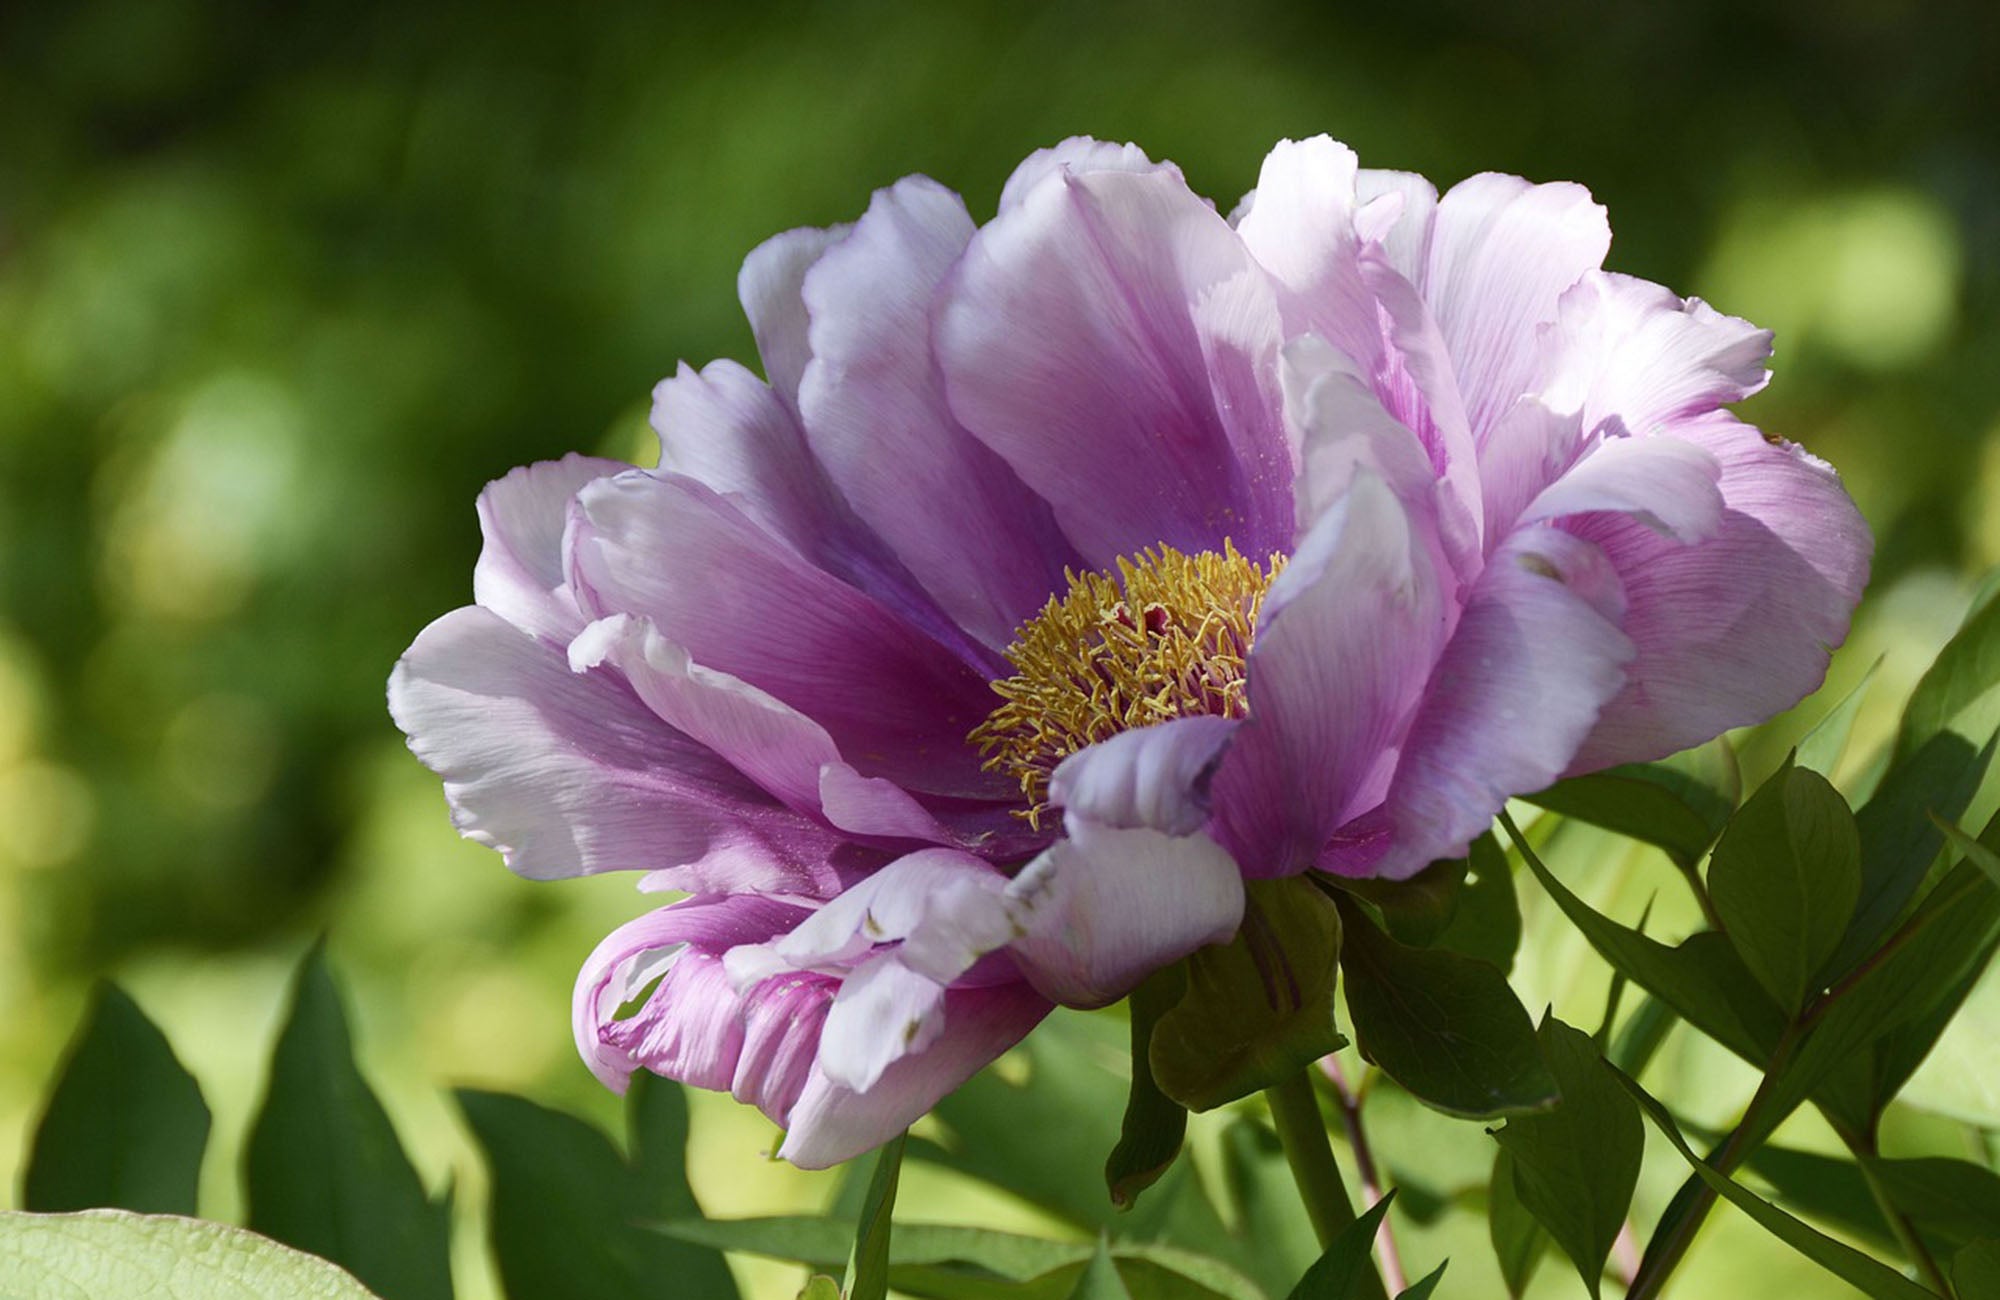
1321, 1057, 1406, 1293
1265, 1071, 1387, 1300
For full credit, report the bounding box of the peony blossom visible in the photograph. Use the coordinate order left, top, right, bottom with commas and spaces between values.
389, 136, 1870, 1166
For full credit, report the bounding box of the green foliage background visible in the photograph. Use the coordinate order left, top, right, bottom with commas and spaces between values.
3, 1, 1998, 1296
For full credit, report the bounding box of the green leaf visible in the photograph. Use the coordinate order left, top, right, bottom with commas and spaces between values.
1337, 902, 1556, 1119
1487, 1150, 1547, 1299
1336, 856, 1467, 948
459, 1086, 738, 1300
1489, 1019, 1641, 1300
1954, 1238, 2000, 1300
1433, 833, 1522, 973
1107, 966, 1190, 1209
23, 983, 210, 1216
1219, 1118, 1323, 1297
1796, 658, 1881, 779
1708, 760, 1862, 1013
798, 1278, 842, 1300
1152, 877, 1347, 1112
1611, 1068, 1937, 1300
245, 947, 451, 1300
1897, 581, 2000, 767
1395, 1261, 1447, 1300
659, 1217, 1265, 1300
1067, 1239, 1133, 1299
847, 1132, 907, 1300
0, 1209, 382, 1299
1523, 739, 1739, 869
626, 1070, 709, 1221
1505, 815, 1786, 1064
1283, 1191, 1395, 1299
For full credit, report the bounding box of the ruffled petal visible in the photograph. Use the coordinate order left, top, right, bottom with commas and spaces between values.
798, 175, 1081, 648
568, 469, 1004, 797
1235, 136, 1381, 369
1423, 174, 1611, 444
937, 164, 1291, 566
389, 606, 848, 891
1518, 433, 1725, 544
738, 223, 849, 411
1566, 417, 1871, 770
472, 454, 628, 643
732, 972, 836, 1122
1004, 819, 1244, 1008
777, 981, 1052, 1169
816, 952, 949, 1092
1049, 715, 1239, 837
1358, 525, 1635, 879
571, 893, 812, 1091
1209, 472, 1453, 876
997, 136, 1176, 212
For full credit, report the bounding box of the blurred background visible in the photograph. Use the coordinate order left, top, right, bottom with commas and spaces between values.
3, 0, 1998, 1296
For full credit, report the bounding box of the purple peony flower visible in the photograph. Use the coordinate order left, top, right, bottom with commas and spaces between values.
389, 136, 1870, 1166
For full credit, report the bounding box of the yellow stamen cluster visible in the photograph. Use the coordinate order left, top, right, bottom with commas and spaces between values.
969, 541, 1285, 828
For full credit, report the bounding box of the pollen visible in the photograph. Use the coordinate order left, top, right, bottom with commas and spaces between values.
969, 541, 1285, 828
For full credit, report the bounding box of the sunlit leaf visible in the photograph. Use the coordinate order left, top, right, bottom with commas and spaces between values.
1896, 582, 2000, 767
1611, 1068, 1935, 1300
246, 947, 451, 1300
1489, 1020, 1641, 1300
23, 984, 209, 1217
1796, 658, 1881, 780
798, 1278, 842, 1300
1152, 878, 1347, 1112
1338, 902, 1555, 1119
1708, 760, 1862, 1013
0, 1210, 381, 1299
459, 1084, 738, 1300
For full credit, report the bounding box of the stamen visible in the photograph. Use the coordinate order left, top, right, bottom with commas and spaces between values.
968, 541, 1285, 827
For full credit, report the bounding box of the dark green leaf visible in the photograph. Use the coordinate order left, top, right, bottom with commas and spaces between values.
1897, 584, 2000, 767
1152, 877, 1347, 1112
246, 948, 451, 1300
1395, 1261, 1447, 1300
1505, 816, 1786, 1064
1796, 658, 1881, 779
847, 1132, 907, 1300
0, 1210, 383, 1299
1107, 966, 1190, 1209
1489, 1019, 1641, 1300
1336, 856, 1467, 948
1954, 1238, 2000, 1300
1283, 1191, 1394, 1299
459, 1086, 737, 1300
659, 1217, 1264, 1300
1487, 1150, 1547, 1299
1611, 1068, 1936, 1300
1067, 1240, 1133, 1299
1524, 739, 1739, 869
23, 983, 209, 1216
1434, 834, 1522, 973
626, 1070, 706, 1220
1708, 761, 1862, 1013
1338, 902, 1556, 1119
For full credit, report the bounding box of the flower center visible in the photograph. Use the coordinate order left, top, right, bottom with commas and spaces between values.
969, 541, 1285, 827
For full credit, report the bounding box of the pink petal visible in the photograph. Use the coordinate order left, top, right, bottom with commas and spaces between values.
733, 972, 837, 1121
472, 454, 628, 643
997, 137, 1176, 212
738, 223, 848, 412
1567, 416, 1871, 770
1005, 820, 1244, 1008
1359, 525, 1635, 879
816, 952, 949, 1093
777, 981, 1052, 1169
1518, 433, 1725, 544
1209, 472, 1453, 877
937, 164, 1292, 566
1049, 715, 1239, 837
389, 606, 849, 891
798, 175, 1081, 649
568, 469, 1004, 798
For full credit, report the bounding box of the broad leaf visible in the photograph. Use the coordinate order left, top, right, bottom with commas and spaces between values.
1338, 903, 1556, 1119
1954, 1238, 2000, 1300
459, 1084, 736, 1300
1524, 739, 1738, 869
1068, 1239, 1133, 1299
23, 983, 209, 1216
848, 1132, 907, 1300
246, 948, 451, 1300
1337, 856, 1467, 948
1708, 760, 1862, 1013
1433, 833, 1522, 973
1106, 966, 1190, 1209
0, 1210, 381, 1299
1611, 1069, 1936, 1300
1796, 658, 1881, 780
1283, 1191, 1394, 1299
1896, 582, 2000, 766
1489, 1020, 1641, 1300
1152, 877, 1347, 1112
1487, 1150, 1547, 1299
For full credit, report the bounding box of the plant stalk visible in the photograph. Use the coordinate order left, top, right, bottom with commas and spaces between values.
1266, 1071, 1387, 1300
